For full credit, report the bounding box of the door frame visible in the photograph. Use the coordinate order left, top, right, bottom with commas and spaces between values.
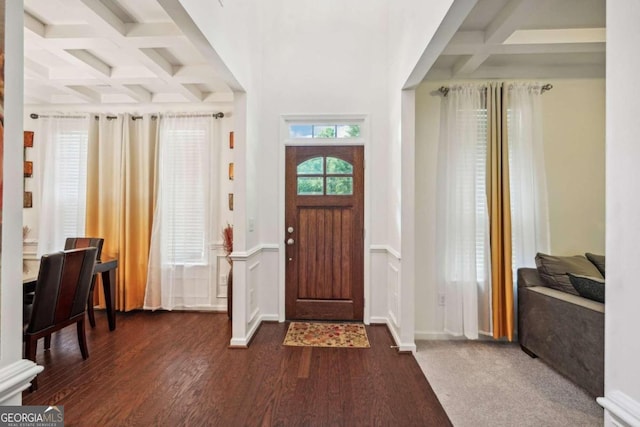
278, 115, 371, 323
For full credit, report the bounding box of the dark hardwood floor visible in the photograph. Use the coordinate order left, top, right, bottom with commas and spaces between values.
23, 311, 451, 426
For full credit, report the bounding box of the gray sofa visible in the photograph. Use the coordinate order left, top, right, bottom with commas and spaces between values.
518, 267, 604, 397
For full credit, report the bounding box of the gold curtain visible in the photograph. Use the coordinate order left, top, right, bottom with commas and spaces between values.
486, 83, 514, 341
86, 114, 158, 311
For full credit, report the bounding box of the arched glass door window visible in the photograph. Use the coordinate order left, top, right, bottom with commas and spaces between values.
297, 156, 353, 195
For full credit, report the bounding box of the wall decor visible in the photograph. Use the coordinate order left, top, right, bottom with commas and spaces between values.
24, 191, 32, 208
24, 130, 34, 147
228, 193, 234, 211
23, 131, 34, 208
24, 161, 33, 177
228, 162, 234, 181
229, 131, 234, 149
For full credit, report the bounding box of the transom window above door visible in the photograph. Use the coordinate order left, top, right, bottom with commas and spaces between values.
297, 156, 354, 195
289, 124, 361, 139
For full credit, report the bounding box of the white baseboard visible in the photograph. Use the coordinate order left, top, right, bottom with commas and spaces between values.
598, 390, 640, 427
374, 316, 416, 353
415, 331, 467, 340
0, 360, 43, 405
229, 313, 280, 348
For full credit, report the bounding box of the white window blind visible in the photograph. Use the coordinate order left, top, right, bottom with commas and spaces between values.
475, 109, 488, 281
56, 130, 89, 239
159, 121, 212, 265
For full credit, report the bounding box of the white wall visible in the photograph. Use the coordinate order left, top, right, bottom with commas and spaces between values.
414, 79, 606, 338
258, 0, 391, 325
600, 1, 640, 424
543, 79, 605, 256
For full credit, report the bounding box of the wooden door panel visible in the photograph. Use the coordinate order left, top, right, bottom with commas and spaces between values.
297, 207, 353, 300
285, 146, 363, 320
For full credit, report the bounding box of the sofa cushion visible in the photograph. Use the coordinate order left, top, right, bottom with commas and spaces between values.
535, 253, 603, 296
585, 253, 606, 277
568, 273, 605, 303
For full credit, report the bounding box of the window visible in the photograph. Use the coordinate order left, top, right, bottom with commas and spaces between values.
57, 129, 89, 239
296, 156, 353, 195
289, 124, 361, 139
157, 117, 214, 264
35, 116, 90, 256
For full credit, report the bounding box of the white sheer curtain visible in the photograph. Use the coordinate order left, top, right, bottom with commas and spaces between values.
436, 84, 491, 339
144, 115, 220, 310
34, 114, 91, 256
508, 83, 550, 273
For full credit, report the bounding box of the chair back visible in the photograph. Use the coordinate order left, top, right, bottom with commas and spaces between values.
26, 247, 98, 335
65, 237, 104, 261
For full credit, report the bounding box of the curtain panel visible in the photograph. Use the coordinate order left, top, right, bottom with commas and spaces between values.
85, 114, 158, 311
436, 84, 491, 339
486, 82, 514, 340
435, 81, 550, 341
143, 115, 220, 310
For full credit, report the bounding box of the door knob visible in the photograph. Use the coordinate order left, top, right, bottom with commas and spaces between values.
287, 238, 294, 245
287, 226, 294, 233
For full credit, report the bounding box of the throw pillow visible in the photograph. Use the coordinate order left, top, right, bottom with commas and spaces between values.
585, 253, 606, 277
535, 253, 604, 296
568, 273, 605, 303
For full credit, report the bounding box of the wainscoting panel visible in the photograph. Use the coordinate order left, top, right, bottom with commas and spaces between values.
388, 262, 400, 329
247, 261, 260, 323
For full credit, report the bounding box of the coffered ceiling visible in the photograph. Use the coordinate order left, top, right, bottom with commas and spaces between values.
425, 0, 606, 80
23, 0, 234, 106
22, 0, 607, 105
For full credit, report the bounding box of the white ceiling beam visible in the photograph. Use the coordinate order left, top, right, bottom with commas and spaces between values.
444, 41, 606, 56
125, 23, 182, 38
64, 85, 102, 103
504, 28, 606, 45
122, 84, 152, 103
65, 49, 112, 77
453, 0, 551, 76
452, 52, 491, 76
139, 48, 175, 77
77, 0, 126, 36
24, 58, 50, 79
180, 84, 204, 102
484, 0, 542, 45
173, 64, 223, 82
44, 24, 102, 39
24, 12, 45, 37
40, 22, 184, 49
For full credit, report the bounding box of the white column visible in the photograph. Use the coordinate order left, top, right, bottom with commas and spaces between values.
0, 0, 42, 404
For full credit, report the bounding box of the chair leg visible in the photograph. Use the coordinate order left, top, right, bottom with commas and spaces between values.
77, 318, 89, 360
44, 334, 51, 350
87, 277, 97, 328
25, 336, 38, 392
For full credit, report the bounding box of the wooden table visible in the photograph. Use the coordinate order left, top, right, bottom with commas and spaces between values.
23, 258, 119, 331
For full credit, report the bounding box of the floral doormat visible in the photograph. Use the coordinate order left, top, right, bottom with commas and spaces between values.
283, 322, 370, 348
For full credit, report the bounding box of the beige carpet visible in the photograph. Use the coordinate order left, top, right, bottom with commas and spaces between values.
415, 340, 603, 427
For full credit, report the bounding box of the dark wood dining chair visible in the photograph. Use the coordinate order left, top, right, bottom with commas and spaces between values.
23, 247, 98, 391
64, 237, 104, 328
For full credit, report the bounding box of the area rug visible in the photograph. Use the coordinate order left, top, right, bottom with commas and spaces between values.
283, 322, 370, 348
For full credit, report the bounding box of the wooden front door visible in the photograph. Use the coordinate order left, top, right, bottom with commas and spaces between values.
285, 146, 364, 320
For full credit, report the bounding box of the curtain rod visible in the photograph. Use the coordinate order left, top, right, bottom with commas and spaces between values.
30, 112, 225, 120
438, 83, 553, 97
